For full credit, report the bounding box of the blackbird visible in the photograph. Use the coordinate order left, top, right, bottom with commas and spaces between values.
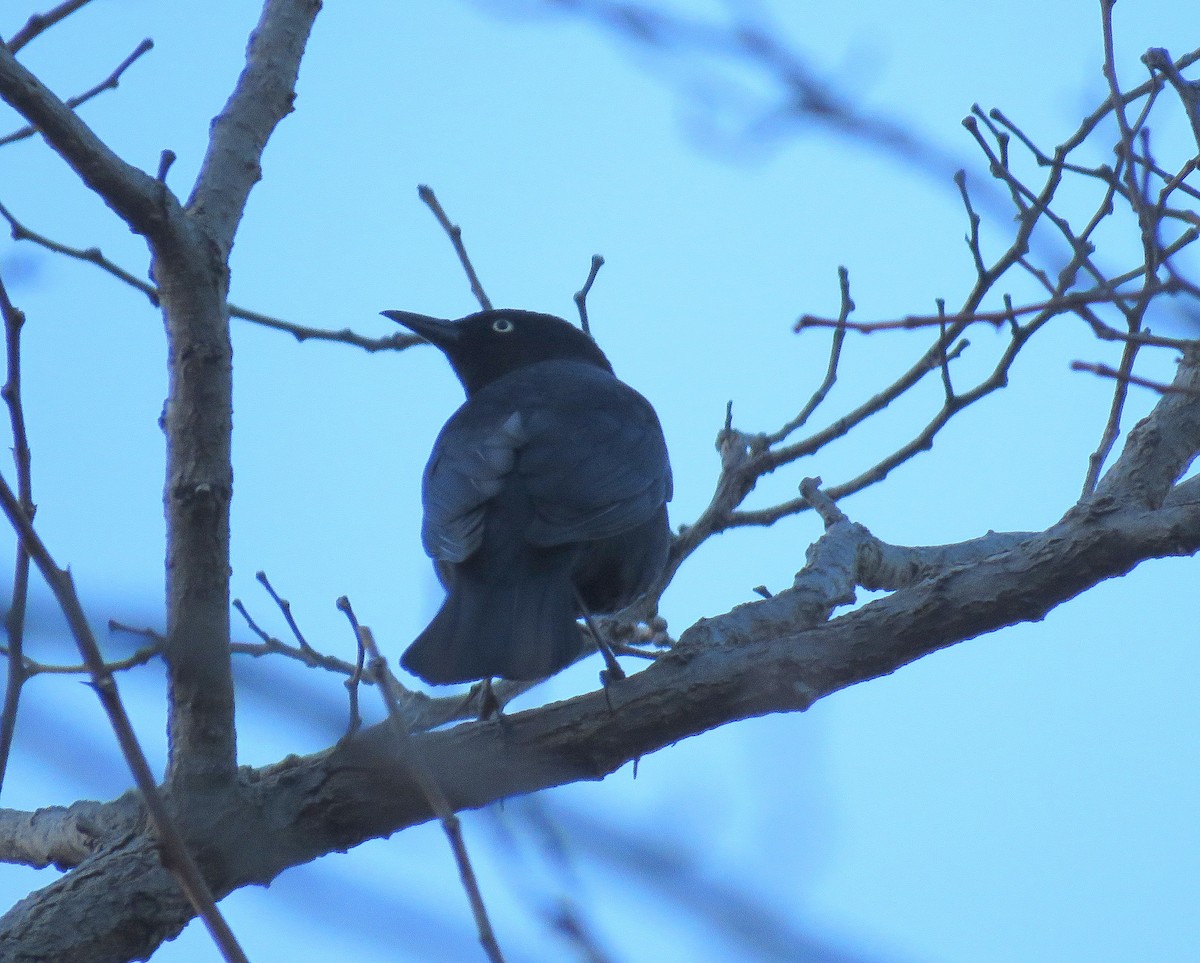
382, 307, 673, 684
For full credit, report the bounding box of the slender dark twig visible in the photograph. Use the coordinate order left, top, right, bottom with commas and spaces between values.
6, 0, 96, 53
418, 184, 492, 311
1071, 360, 1200, 395
796, 285, 1188, 346
0, 39, 154, 147
573, 588, 625, 685
336, 596, 368, 736
0, 199, 420, 353
574, 254, 605, 335
1143, 48, 1200, 151
231, 599, 271, 644
767, 265, 852, 444
0, 272, 32, 796
256, 571, 314, 653
3, 638, 161, 676
0, 476, 249, 963
1082, 336, 1140, 496
356, 623, 506, 963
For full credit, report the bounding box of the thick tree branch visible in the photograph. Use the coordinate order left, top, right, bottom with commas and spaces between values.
155, 0, 319, 788
0, 800, 119, 870
11, 356, 1200, 955
1094, 345, 1200, 506
4, 462, 1199, 959
0, 43, 170, 238
186, 0, 322, 253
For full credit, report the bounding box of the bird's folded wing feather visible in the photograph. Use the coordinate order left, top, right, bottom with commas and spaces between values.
421, 374, 671, 561
518, 401, 672, 546
421, 410, 527, 562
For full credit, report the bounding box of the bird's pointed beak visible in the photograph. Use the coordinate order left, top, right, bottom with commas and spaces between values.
381, 310, 462, 348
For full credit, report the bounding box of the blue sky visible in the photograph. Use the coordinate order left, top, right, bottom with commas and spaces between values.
1, 2, 1197, 961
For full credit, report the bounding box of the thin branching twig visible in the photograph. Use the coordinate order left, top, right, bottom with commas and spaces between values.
256, 571, 314, 654
354, 619, 506, 963
0, 200, 420, 352
0, 39, 153, 147
0, 272, 33, 797
418, 184, 492, 311
647, 44, 1200, 600
0, 476, 249, 963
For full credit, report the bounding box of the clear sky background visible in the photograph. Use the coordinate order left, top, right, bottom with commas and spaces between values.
0, 2, 1197, 961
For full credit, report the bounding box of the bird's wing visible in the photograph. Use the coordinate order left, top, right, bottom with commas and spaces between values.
421, 364, 672, 561
518, 385, 672, 547
421, 409, 528, 563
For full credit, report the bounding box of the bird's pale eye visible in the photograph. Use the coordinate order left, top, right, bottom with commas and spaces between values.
491, 318, 515, 333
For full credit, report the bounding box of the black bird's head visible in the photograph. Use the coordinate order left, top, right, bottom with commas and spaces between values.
381, 308, 614, 395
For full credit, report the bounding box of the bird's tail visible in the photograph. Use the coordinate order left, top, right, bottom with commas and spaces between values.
401, 557, 583, 684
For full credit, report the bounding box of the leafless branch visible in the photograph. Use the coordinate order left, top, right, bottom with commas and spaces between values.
0, 38, 153, 148
1071, 360, 1200, 395
336, 595, 368, 736
3, 630, 160, 676
418, 184, 492, 311
255, 571, 314, 653
5, 0, 95, 53
796, 286, 1189, 346
764, 265, 851, 446
574, 254, 605, 335
0, 476, 249, 963
0, 199, 420, 352
538, 0, 966, 182
1144, 47, 1200, 150
651, 44, 1200, 590
357, 623, 506, 963
0, 271, 32, 798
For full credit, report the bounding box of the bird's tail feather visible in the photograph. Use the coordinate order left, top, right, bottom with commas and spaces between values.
401, 564, 583, 684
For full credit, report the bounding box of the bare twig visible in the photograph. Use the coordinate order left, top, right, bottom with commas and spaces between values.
1082, 337, 1140, 497
0, 476, 249, 963
574, 254, 605, 335
3, 637, 161, 676
543, 0, 968, 184
233, 305, 421, 351
0, 39, 154, 148
418, 184, 492, 311
0, 199, 159, 302
336, 596, 368, 736
766, 265, 851, 445
954, 170, 987, 276
1071, 360, 1200, 395
0, 272, 33, 797
799, 477, 846, 527
231, 599, 271, 644
256, 571, 314, 653
795, 284, 1188, 345
115, 608, 515, 733
356, 623, 506, 963
0, 200, 421, 352
6, 0, 95, 53
1144, 48, 1200, 151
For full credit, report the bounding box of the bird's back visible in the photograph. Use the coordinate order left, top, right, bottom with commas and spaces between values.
402, 359, 671, 683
